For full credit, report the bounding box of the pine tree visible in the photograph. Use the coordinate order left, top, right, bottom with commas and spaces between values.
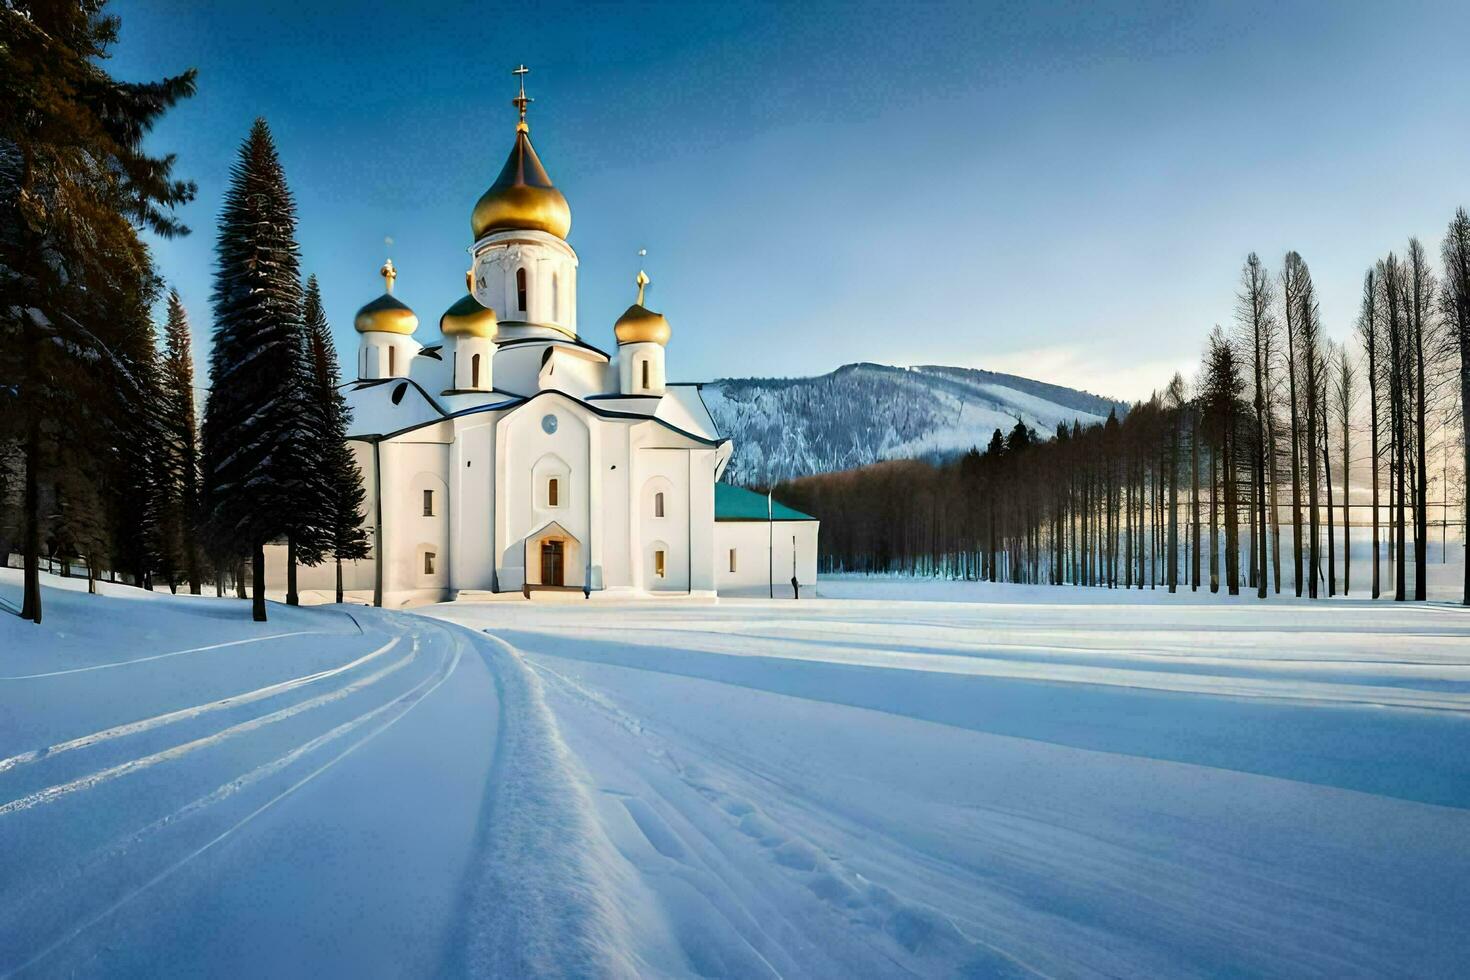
0, 1, 196, 623
109, 278, 168, 591
202, 119, 308, 622
158, 289, 203, 592
302, 275, 370, 603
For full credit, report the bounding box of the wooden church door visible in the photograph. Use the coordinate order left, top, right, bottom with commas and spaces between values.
541, 539, 564, 586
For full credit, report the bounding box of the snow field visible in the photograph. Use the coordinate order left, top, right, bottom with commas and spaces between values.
5, 568, 1469, 976
423, 589, 1470, 976
0, 571, 496, 977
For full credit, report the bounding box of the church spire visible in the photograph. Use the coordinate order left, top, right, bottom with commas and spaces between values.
512, 64, 532, 132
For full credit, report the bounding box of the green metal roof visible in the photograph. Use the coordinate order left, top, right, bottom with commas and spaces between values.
714, 483, 815, 522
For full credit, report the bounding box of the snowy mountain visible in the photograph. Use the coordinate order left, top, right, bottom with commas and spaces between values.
703, 362, 1130, 486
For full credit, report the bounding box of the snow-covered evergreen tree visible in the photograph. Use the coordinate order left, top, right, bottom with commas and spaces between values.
0, 1, 196, 622
157, 288, 203, 592
110, 283, 167, 590
303, 275, 370, 602
202, 119, 311, 622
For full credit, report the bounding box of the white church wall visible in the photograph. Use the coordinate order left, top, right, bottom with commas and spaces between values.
715, 520, 820, 594
450, 417, 496, 591
380, 438, 451, 603
596, 422, 633, 590
689, 449, 718, 594
617, 342, 665, 395
358, 332, 421, 380
496, 395, 591, 592
633, 448, 690, 592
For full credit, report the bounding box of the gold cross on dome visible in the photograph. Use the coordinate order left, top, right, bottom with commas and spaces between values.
512, 65, 532, 127
380, 258, 397, 294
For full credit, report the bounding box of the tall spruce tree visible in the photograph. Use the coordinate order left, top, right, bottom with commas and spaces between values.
0, 1, 196, 622
159, 288, 203, 592
302, 275, 369, 603
202, 119, 308, 622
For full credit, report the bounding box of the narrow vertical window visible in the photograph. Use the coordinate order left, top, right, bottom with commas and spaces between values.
641, 359, 650, 390
423, 489, 434, 516
471, 353, 481, 388
729, 548, 737, 573
655, 550, 666, 578
516, 268, 528, 312
424, 552, 436, 575
654, 491, 665, 518
552, 272, 560, 321
388, 346, 396, 376
548, 477, 559, 507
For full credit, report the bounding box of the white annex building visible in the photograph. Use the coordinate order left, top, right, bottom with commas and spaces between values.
270, 71, 817, 606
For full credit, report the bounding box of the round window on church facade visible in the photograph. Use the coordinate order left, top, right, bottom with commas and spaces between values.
541, 414, 558, 434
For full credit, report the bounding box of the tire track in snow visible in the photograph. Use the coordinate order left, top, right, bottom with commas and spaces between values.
0, 639, 420, 817
2, 626, 465, 979
0, 636, 402, 776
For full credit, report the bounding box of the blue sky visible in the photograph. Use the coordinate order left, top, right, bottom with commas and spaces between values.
109, 0, 1470, 401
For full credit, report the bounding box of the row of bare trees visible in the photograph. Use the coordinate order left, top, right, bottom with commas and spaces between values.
779, 208, 1470, 604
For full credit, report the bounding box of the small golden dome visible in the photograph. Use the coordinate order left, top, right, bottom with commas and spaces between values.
614, 265, 673, 346
614, 271, 670, 345
441, 293, 498, 339
614, 305, 670, 346
471, 126, 571, 241
354, 259, 419, 335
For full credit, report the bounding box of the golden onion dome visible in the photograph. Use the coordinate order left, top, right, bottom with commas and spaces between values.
441, 293, 498, 339
614, 270, 670, 345
471, 122, 571, 241
354, 259, 419, 335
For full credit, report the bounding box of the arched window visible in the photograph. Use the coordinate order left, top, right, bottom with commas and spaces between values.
548, 477, 560, 507
516, 268, 528, 312
641, 359, 651, 390
654, 549, 666, 578
471, 353, 481, 388
388, 346, 396, 376
654, 491, 665, 518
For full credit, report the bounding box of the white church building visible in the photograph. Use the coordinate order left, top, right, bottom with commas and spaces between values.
270, 71, 817, 606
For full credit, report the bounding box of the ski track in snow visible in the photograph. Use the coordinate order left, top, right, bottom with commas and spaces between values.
0, 629, 338, 681
0, 636, 403, 776
0, 582, 477, 978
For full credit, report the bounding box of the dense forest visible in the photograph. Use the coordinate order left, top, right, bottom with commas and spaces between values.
0, 2, 366, 623
781, 235, 1470, 605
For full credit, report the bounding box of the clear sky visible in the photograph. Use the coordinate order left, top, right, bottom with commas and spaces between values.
108, 0, 1470, 402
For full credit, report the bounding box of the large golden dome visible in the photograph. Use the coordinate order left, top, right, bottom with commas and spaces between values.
354, 259, 419, 335
441, 293, 498, 339
614, 271, 670, 345
471, 123, 571, 241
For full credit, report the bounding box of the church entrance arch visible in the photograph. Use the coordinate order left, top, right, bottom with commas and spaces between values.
522, 520, 583, 593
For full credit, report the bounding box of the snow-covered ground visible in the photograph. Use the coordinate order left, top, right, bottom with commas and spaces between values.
0, 571, 497, 976
4, 569, 1469, 976
423, 583, 1470, 977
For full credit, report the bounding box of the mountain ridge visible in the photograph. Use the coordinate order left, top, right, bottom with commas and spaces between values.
703, 362, 1130, 486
